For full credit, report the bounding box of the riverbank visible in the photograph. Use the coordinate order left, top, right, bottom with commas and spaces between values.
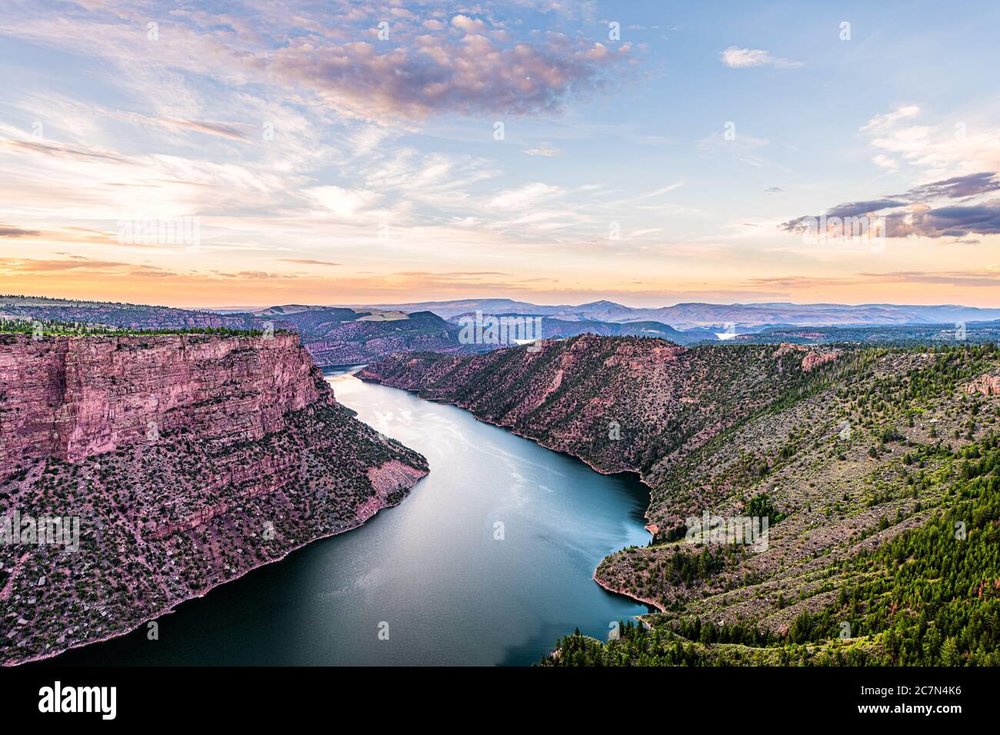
44, 375, 650, 666
17, 463, 426, 667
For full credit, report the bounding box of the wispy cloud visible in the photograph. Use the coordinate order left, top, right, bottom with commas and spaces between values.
523, 144, 561, 157
0, 225, 40, 238
280, 259, 341, 267
720, 46, 802, 69
858, 104, 1000, 178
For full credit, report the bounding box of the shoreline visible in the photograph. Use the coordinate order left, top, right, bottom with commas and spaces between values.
8, 466, 428, 668
592, 569, 666, 615
358, 374, 667, 640
357, 373, 655, 511
359, 373, 666, 627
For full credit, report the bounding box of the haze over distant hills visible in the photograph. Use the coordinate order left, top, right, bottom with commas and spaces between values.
0, 296, 470, 366
370, 298, 1000, 331
4, 295, 1000, 367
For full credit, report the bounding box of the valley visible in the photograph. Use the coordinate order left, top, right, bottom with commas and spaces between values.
361, 336, 1000, 665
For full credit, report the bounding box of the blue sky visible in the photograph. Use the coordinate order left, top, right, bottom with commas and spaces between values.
0, 0, 998, 306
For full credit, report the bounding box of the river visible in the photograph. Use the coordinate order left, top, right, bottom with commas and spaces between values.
48, 370, 651, 666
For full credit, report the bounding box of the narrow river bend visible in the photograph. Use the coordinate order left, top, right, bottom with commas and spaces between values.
51, 370, 651, 666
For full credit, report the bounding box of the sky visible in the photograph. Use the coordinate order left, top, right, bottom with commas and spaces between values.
0, 0, 998, 308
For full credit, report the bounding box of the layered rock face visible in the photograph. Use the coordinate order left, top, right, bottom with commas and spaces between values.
967, 372, 1000, 396
0, 333, 322, 476
0, 334, 428, 665
360, 334, 826, 482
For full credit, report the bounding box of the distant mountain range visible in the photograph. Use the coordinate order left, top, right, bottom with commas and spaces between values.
3, 295, 999, 365
369, 298, 1000, 332
0, 297, 469, 366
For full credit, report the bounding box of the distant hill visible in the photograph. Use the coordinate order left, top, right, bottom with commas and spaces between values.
371, 298, 1000, 332
268, 307, 470, 366
739, 320, 1000, 345
519, 316, 715, 345
0, 296, 470, 367
4, 295, 998, 365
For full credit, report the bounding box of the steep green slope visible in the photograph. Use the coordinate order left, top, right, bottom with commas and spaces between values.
362, 336, 1000, 665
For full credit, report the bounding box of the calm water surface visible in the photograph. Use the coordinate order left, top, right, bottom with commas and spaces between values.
51, 370, 650, 666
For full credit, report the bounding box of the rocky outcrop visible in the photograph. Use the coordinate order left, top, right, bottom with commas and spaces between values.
0, 333, 322, 478
966, 372, 1000, 396
772, 342, 839, 371
801, 350, 839, 371
0, 333, 428, 665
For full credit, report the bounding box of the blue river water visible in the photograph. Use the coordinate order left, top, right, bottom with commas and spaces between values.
50, 370, 650, 665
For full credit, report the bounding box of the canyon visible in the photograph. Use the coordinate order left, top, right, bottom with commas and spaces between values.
362, 336, 1000, 664
0, 333, 428, 665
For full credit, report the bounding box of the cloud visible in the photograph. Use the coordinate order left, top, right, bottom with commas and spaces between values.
699, 130, 776, 169
117, 113, 249, 141
902, 172, 1000, 201
1, 2, 632, 124
861, 105, 921, 132
749, 269, 1000, 289
306, 186, 382, 219
783, 103, 1000, 239
280, 259, 341, 267
0, 138, 129, 164
0, 0, 644, 269
0, 256, 155, 273
872, 154, 898, 171
450, 15, 488, 34
906, 202, 1000, 237
859, 270, 1000, 288
635, 181, 685, 200
273, 35, 631, 120
858, 105, 1000, 178
720, 46, 802, 69
523, 144, 561, 157
825, 199, 909, 218
489, 182, 563, 209
781, 173, 1000, 238
0, 225, 41, 238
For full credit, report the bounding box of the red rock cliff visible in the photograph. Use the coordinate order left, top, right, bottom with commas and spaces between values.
0, 333, 428, 665
0, 333, 324, 479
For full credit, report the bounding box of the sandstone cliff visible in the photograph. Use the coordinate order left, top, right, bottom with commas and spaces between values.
360, 334, 828, 486
0, 333, 428, 665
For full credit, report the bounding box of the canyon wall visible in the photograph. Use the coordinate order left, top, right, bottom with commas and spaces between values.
0, 334, 428, 665
0, 333, 323, 477
363, 336, 1000, 650
359, 334, 827, 484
